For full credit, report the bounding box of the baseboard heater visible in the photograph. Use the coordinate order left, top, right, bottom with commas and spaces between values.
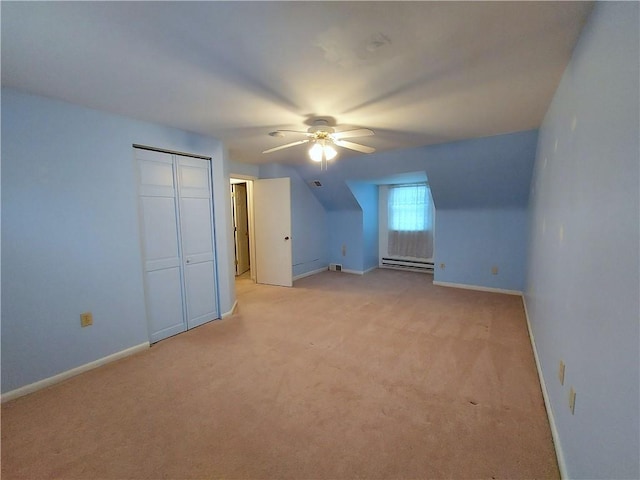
381, 257, 434, 273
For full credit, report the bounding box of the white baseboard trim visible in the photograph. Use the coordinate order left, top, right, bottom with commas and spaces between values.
1, 342, 150, 403
433, 280, 522, 296
221, 300, 238, 318
293, 266, 329, 281
338, 267, 377, 275
341, 268, 364, 275
522, 297, 567, 479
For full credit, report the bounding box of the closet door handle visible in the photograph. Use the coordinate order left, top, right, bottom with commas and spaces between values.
186, 258, 191, 264
284, 236, 290, 241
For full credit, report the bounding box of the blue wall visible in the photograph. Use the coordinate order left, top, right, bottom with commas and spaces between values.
258, 164, 328, 278
435, 208, 529, 291
1, 89, 236, 393
296, 130, 538, 290
228, 159, 259, 178
327, 210, 363, 272
296, 130, 537, 210
324, 182, 379, 274
525, 3, 639, 478
348, 182, 379, 272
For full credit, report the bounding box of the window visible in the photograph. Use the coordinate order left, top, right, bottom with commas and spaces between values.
387, 183, 435, 259
388, 184, 431, 232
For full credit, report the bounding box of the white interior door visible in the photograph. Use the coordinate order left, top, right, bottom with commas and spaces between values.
253, 178, 292, 287
136, 149, 186, 342
232, 183, 250, 275
177, 156, 218, 330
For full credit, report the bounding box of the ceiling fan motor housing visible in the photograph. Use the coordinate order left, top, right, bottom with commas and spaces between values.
309, 119, 335, 138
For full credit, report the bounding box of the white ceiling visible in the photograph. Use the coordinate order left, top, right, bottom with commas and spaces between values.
1, 1, 593, 166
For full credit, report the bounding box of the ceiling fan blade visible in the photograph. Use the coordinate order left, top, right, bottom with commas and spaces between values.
334, 140, 375, 154
332, 128, 375, 140
276, 130, 313, 136
262, 139, 309, 154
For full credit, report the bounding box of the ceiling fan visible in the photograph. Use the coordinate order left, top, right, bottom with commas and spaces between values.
263, 119, 375, 166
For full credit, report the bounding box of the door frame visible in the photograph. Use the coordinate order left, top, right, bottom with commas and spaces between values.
230, 176, 257, 282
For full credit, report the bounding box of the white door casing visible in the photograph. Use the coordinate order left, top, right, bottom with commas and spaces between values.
253, 178, 293, 287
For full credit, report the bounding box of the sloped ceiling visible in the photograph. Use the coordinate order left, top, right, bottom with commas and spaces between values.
2, 1, 592, 166
296, 130, 539, 211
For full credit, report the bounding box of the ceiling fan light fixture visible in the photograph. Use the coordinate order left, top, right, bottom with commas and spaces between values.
309, 142, 324, 162
324, 144, 337, 160
309, 141, 337, 162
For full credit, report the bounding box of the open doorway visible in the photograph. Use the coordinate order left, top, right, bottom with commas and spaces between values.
230, 178, 252, 277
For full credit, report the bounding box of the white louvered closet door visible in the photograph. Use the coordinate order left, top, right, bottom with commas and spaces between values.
136, 148, 218, 343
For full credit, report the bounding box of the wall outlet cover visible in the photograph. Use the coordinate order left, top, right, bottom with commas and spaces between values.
569, 387, 576, 415
80, 312, 93, 327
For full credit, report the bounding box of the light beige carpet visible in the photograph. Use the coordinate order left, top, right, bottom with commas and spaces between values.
1, 269, 558, 479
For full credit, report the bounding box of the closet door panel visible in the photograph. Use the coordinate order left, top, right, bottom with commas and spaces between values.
180, 197, 214, 261
183, 261, 217, 328
179, 163, 209, 195
136, 149, 187, 342
137, 149, 174, 197
140, 196, 181, 271
146, 268, 185, 342
177, 156, 218, 329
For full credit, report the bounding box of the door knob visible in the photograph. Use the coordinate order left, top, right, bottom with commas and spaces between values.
284, 236, 290, 240
186, 258, 191, 264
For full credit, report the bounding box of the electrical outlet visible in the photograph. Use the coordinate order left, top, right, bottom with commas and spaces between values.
80, 312, 93, 327
439, 263, 445, 270
569, 387, 576, 415
491, 266, 499, 275
558, 360, 565, 385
